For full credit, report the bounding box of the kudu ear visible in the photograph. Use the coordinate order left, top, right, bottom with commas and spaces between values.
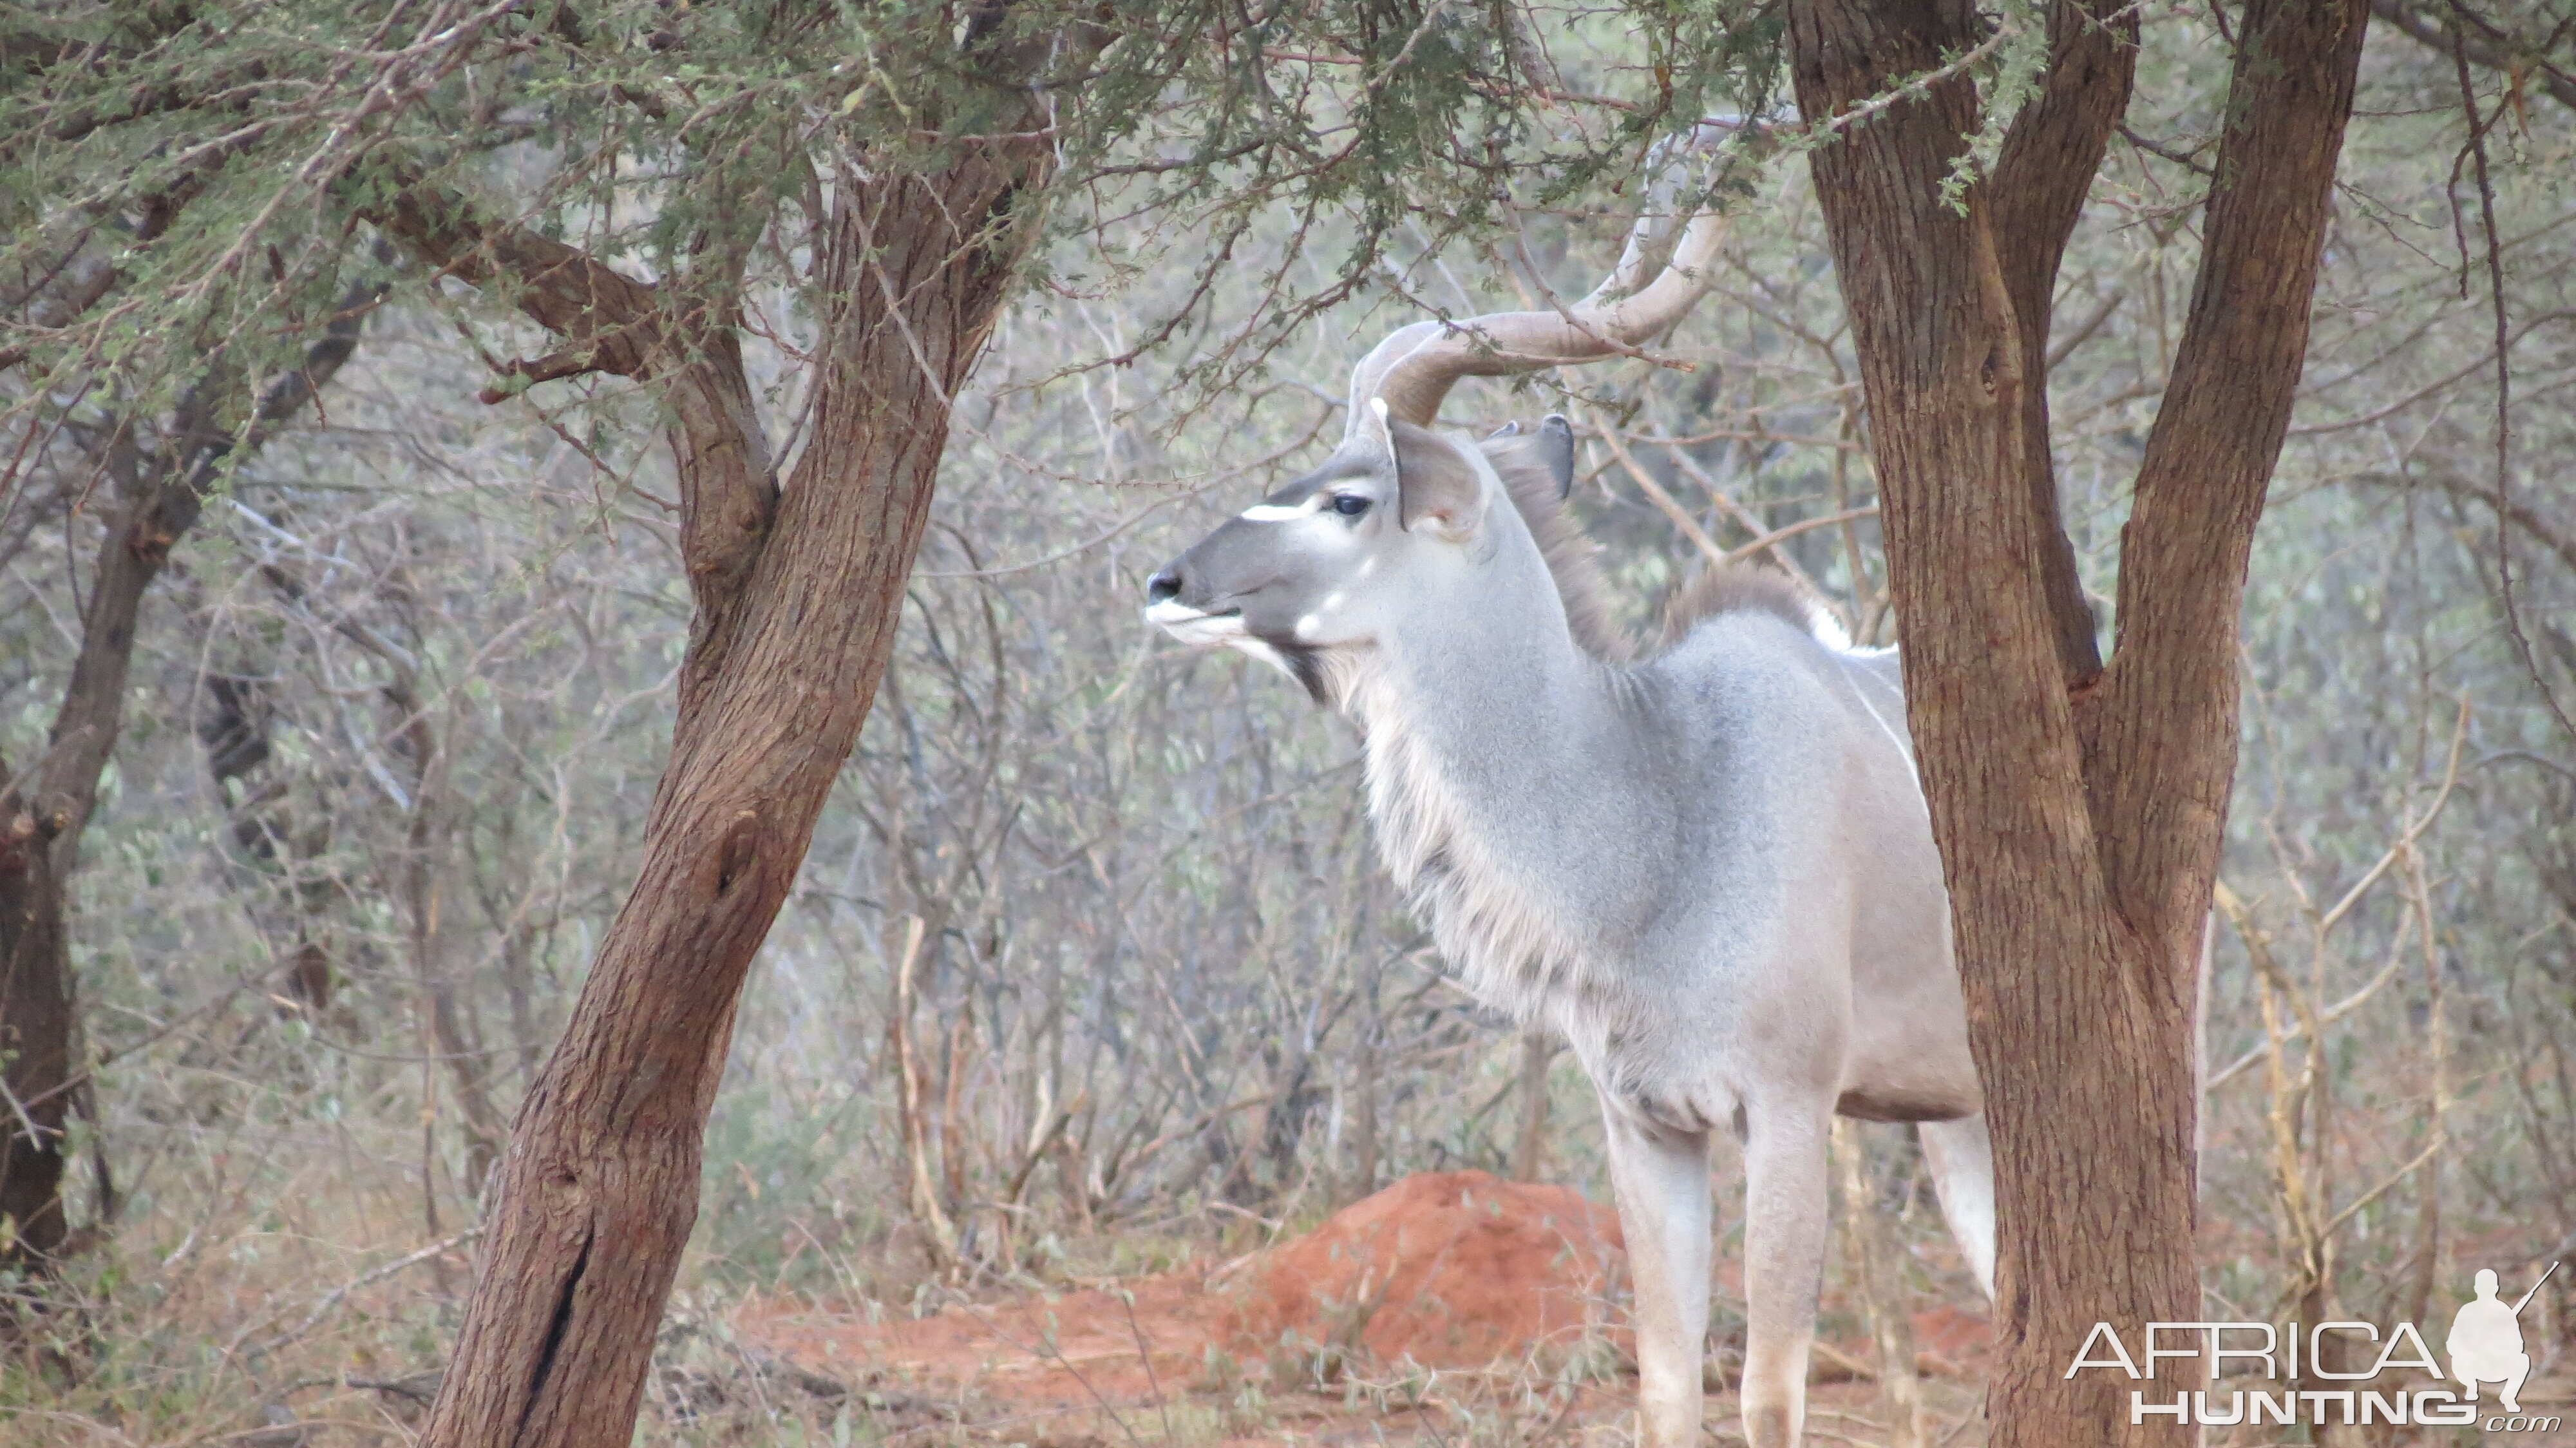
1537, 414, 1576, 500
1389, 415, 1488, 537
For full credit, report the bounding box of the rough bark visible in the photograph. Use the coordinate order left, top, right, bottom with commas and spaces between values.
0, 803, 75, 1262
1783, 0, 2369, 1442
406, 45, 1074, 1448
0, 289, 377, 1268
1987, 0, 2137, 680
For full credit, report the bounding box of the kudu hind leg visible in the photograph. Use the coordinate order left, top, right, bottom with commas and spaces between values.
1600, 1098, 1712, 1448
1739, 1100, 1832, 1448
1918, 1113, 1997, 1299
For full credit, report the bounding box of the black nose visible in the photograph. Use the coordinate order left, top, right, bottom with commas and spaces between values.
1145, 567, 1182, 605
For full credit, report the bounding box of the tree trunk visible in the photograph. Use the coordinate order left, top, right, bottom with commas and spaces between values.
1513, 1030, 1551, 1181
1783, 1, 2369, 1442
198, 669, 339, 1014
0, 828, 75, 1264
386, 662, 507, 1194
0, 291, 376, 1271
1833, 1121, 1924, 1448
1350, 1013, 1382, 1203
412, 116, 1064, 1448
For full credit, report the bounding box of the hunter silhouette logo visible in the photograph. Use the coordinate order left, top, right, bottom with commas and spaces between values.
2450, 1262, 2556, 1415
2065, 1259, 2563, 1430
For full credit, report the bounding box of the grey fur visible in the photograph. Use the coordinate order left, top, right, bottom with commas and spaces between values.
1144, 419, 1993, 1448
1655, 560, 1814, 653
1141, 166, 1990, 1448
1485, 426, 1631, 662
1488, 419, 1811, 665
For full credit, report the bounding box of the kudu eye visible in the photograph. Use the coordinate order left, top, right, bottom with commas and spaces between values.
1329, 493, 1372, 518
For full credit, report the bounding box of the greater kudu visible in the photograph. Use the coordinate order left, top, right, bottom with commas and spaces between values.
1143, 153, 1993, 1448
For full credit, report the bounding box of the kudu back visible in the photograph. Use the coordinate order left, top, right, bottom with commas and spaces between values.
1144, 144, 1994, 1448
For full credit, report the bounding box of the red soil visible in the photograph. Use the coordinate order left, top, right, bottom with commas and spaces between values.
1909, 1302, 1994, 1373
741, 1266, 1225, 1413
1218, 1169, 1626, 1370
734, 1170, 1998, 1444
740, 1172, 1628, 1404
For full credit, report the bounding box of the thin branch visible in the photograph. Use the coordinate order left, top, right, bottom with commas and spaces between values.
1583, 406, 1728, 566
2376, 0, 2576, 114
253, 1228, 486, 1356
2448, 8, 2576, 745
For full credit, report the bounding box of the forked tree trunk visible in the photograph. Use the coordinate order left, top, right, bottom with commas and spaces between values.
0, 294, 376, 1271
407, 105, 1066, 1448
1783, 1, 2369, 1442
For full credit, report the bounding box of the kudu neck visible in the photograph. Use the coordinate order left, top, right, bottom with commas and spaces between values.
1340, 498, 1642, 828
1331, 493, 1667, 1011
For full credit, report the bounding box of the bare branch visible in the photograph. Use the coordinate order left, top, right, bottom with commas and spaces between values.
2372, 0, 2576, 113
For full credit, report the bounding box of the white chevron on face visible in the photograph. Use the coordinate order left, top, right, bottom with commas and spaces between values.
1137, 120, 1991, 1448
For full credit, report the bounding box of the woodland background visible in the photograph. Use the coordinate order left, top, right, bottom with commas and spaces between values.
1, 3, 2572, 1443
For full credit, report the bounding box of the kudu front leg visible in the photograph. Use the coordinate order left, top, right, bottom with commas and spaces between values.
1738, 1100, 1832, 1448
1600, 1097, 1712, 1448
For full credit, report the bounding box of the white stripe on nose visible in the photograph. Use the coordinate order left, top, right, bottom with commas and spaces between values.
1240, 495, 1325, 522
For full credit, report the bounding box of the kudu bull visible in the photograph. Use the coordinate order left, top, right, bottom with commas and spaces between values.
1143, 157, 1994, 1448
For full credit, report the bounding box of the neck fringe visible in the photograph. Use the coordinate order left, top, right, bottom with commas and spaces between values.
1318, 426, 1830, 1024
1477, 432, 1813, 662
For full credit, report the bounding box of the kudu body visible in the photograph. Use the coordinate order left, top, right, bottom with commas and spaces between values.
1144, 167, 1994, 1448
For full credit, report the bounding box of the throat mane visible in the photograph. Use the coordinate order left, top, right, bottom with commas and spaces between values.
1334, 654, 1587, 1021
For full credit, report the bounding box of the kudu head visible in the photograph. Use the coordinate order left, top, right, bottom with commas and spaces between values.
1144, 126, 1737, 701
